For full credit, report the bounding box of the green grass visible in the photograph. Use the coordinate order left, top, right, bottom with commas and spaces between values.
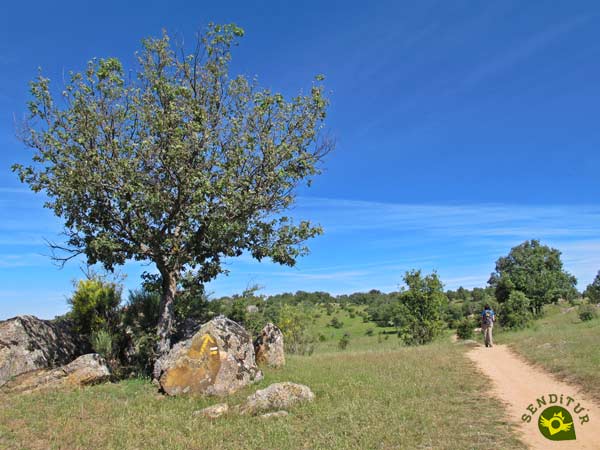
0, 337, 525, 450
308, 305, 399, 353
500, 304, 600, 401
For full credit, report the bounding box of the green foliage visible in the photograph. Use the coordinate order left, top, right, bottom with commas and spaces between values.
68, 278, 121, 337
499, 291, 532, 329
578, 304, 598, 322
328, 316, 344, 329
443, 286, 497, 330
127, 333, 158, 376
445, 302, 464, 328
488, 240, 577, 315
276, 304, 314, 355
338, 332, 350, 350
366, 295, 404, 328
456, 318, 476, 340
173, 272, 211, 325
122, 288, 161, 332
91, 329, 115, 360
228, 298, 248, 324
396, 270, 448, 345
584, 271, 600, 303
119, 287, 161, 375
365, 328, 374, 336
15, 23, 333, 351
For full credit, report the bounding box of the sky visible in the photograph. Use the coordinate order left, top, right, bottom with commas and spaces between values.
1, 1, 599, 319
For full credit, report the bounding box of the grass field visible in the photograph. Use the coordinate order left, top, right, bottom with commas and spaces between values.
0, 307, 526, 450
307, 305, 398, 353
500, 304, 600, 402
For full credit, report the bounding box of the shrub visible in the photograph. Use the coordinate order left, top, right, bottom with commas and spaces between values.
328, 316, 344, 329
69, 278, 121, 338
365, 328, 374, 336
318, 333, 327, 342
91, 329, 115, 360
277, 304, 315, 355
338, 333, 350, 350
578, 304, 598, 322
122, 288, 160, 331
456, 318, 475, 340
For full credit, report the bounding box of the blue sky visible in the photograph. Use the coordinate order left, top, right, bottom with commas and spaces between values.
1, 1, 599, 319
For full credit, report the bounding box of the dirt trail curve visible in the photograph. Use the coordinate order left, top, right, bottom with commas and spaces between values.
467, 344, 600, 450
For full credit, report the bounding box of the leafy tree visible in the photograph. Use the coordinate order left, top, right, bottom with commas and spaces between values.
584, 271, 600, 303
14, 24, 332, 375
488, 240, 577, 315
396, 270, 447, 345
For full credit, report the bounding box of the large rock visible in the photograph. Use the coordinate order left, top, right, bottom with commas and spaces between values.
238, 382, 315, 415
0, 353, 111, 394
156, 316, 263, 396
0, 315, 87, 387
254, 323, 285, 368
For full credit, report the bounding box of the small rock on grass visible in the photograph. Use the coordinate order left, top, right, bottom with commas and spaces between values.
259, 410, 289, 419
192, 403, 229, 419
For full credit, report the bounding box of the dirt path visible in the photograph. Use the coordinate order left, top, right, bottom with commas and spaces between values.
467, 344, 600, 449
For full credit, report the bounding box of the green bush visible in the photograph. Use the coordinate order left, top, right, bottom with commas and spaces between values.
338, 333, 350, 350
328, 316, 344, 329
456, 318, 475, 340
91, 329, 115, 360
365, 328, 374, 336
277, 304, 315, 355
68, 278, 121, 338
122, 288, 160, 331
578, 304, 598, 322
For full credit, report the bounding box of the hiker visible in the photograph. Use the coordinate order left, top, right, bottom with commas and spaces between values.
481, 304, 496, 347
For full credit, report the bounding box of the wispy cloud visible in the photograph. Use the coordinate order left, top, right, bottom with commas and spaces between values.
0, 253, 48, 268
459, 15, 591, 90
0, 187, 35, 194
208, 197, 600, 294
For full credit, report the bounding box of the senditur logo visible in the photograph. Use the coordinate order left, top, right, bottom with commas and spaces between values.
522, 393, 590, 442
538, 407, 576, 441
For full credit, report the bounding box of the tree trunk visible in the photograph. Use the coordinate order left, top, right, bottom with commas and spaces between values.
152, 271, 178, 380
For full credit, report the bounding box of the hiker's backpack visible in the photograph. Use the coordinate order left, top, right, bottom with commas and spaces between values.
482, 310, 493, 326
